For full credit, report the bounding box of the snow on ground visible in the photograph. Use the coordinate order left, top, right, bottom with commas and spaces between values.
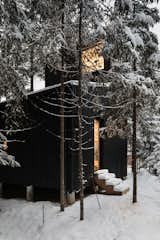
0, 169, 160, 240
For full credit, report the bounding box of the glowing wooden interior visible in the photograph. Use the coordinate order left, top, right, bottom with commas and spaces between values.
82, 41, 104, 72
94, 119, 100, 171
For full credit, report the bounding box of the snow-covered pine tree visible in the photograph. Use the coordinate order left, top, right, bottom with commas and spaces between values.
0, 132, 20, 167
99, 0, 160, 145
97, 0, 160, 202
137, 92, 160, 176
0, 0, 67, 166
0, 0, 31, 126
0, 0, 29, 166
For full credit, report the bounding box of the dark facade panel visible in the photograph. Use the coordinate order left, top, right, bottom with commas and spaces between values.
0, 81, 128, 195
100, 136, 127, 178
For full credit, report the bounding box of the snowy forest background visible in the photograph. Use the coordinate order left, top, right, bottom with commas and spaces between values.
1, 0, 160, 178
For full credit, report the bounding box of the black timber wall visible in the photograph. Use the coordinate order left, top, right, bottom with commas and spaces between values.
0, 81, 127, 195
0, 83, 94, 193
100, 136, 127, 178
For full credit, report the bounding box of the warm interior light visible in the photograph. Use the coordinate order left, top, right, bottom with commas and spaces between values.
94, 119, 100, 171
82, 41, 104, 72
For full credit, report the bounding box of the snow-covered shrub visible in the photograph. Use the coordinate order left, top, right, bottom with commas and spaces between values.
0, 133, 20, 167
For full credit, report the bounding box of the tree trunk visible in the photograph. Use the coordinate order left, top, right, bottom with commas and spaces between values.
60, 0, 65, 212
30, 46, 34, 91
78, 0, 84, 221
132, 86, 137, 203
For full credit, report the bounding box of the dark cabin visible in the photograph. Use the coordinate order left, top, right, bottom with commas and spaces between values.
0, 41, 127, 201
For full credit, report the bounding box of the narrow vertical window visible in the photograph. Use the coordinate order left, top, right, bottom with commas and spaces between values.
94, 119, 100, 171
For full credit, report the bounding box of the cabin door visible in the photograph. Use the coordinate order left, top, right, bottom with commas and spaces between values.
94, 119, 100, 171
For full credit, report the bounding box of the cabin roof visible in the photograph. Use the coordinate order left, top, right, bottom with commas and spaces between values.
27, 79, 110, 97
0, 78, 110, 104
27, 80, 74, 97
